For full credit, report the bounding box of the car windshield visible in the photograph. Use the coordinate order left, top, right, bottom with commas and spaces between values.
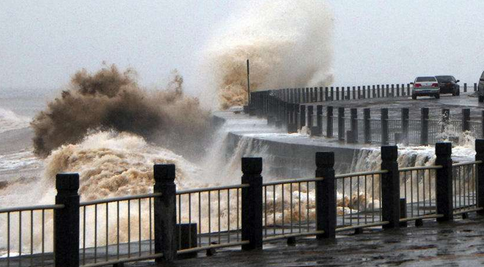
435, 76, 454, 83
416, 77, 437, 82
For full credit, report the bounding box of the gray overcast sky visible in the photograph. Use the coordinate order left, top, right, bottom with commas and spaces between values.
1, 0, 484, 91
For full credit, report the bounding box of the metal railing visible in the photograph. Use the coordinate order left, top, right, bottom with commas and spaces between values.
79, 193, 162, 267
262, 178, 323, 241
0, 204, 64, 267
399, 166, 442, 220
452, 161, 481, 214
335, 170, 388, 231
175, 184, 250, 254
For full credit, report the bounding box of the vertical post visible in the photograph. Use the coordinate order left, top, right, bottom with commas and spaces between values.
475, 83, 478, 92
316, 152, 336, 239
442, 109, 450, 133
381, 108, 389, 145
386, 84, 390, 97
364, 108, 371, 144
377, 85, 381, 98
347, 86, 351, 100
241, 157, 263, 250
326, 106, 333, 138
351, 108, 358, 143
154, 164, 177, 262
246, 59, 251, 105
336, 87, 340, 101
300, 105, 307, 128
319, 87, 324, 102
391, 84, 395, 97
421, 108, 429, 145
307, 105, 314, 130
476, 139, 484, 215
381, 146, 400, 229
372, 85, 376, 98
338, 107, 345, 141
435, 142, 453, 222
407, 84, 411, 95
462, 108, 470, 132
324, 87, 329, 101
464, 83, 467, 93
402, 108, 409, 146
396, 84, 400, 97
481, 111, 484, 139
315, 105, 323, 136
330, 87, 334, 101
352, 86, 356, 100
357, 86, 361, 99
362, 86, 366, 99
54, 173, 80, 267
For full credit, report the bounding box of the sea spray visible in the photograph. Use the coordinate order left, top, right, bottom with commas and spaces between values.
30, 65, 211, 159
201, 0, 334, 110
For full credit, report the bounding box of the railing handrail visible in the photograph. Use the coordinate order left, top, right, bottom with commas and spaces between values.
176, 184, 250, 195
263, 177, 324, 186
399, 165, 443, 171
335, 170, 388, 179
452, 160, 483, 167
0, 204, 65, 214
80, 192, 162, 206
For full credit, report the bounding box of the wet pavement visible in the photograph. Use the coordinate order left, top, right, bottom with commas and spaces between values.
129, 214, 484, 266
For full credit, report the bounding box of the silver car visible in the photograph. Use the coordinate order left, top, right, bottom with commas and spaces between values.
411, 76, 440, 100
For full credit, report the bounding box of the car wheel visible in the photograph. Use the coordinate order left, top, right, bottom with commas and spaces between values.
435, 94, 440, 99
412, 95, 417, 100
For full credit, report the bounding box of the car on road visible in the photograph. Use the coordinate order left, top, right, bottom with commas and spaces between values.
435, 75, 460, 96
411, 76, 440, 100
478, 71, 484, 102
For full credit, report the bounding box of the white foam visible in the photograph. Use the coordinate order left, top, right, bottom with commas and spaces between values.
0, 107, 30, 133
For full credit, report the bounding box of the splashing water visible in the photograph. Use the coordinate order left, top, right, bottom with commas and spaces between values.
201, 0, 334, 110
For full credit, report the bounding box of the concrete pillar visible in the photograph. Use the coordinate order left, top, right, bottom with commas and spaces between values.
381, 108, 389, 145
463, 108, 470, 132
381, 146, 400, 229
338, 107, 345, 141
351, 108, 358, 143
316, 152, 336, 239
364, 108, 371, 144
241, 158, 263, 250
435, 143, 453, 222
421, 108, 429, 146
54, 173, 80, 267
154, 164, 177, 262
402, 108, 409, 146
326, 106, 333, 138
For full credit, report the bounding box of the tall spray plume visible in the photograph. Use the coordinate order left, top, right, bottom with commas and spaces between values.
202, 0, 334, 110
30, 65, 211, 159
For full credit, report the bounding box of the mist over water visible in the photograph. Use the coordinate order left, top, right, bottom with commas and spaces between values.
202, 0, 334, 110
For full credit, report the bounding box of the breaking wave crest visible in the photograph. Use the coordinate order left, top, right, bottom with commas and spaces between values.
31, 65, 211, 158
203, 0, 334, 109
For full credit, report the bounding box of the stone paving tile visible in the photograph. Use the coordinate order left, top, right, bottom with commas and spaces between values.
128, 215, 484, 267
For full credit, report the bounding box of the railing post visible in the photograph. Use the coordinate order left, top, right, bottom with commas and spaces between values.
442, 109, 450, 133
350, 108, 358, 143
324, 87, 329, 101
407, 84, 411, 95
335, 87, 340, 101
372, 85, 376, 98
316, 152, 336, 239
326, 106, 333, 138
381, 108, 389, 145
421, 108, 429, 145
402, 108, 409, 146
154, 164, 177, 262
338, 107, 345, 141
482, 111, 484, 139
352, 86, 356, 100
347, 86, 351, 100
364, 108, 371, 144
464, 83, 467, 93
54, 173, 80, 267
319, 87, 324, 102
300, 105, 307, 129
476, 139, 484, 215
314, 105, 323, 136
435, 142, 453, 222
377, 85, 381, 98
241, 157, 263, 250
381, 145, 400, 229
308, 105, 314, 132
330, 87, 334, 101
357, 86, 361, 99
462, 108, 470, 132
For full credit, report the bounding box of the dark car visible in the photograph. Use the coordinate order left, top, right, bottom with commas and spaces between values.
435, 75, 460, 96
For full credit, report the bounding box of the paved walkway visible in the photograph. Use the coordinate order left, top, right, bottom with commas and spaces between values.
129, 215, 484, 266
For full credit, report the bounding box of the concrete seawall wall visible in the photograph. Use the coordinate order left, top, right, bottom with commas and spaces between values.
213, 113, 365, 179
